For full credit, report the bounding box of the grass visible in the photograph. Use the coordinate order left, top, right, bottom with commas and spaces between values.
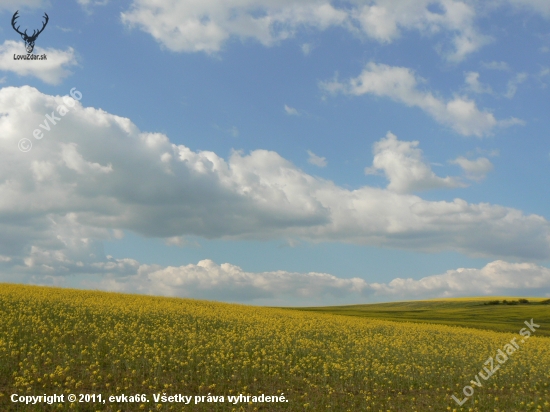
0, 284, 549, 411
293, 296, 550, 337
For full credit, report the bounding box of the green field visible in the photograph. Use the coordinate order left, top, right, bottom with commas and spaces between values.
294, 297, 550, 337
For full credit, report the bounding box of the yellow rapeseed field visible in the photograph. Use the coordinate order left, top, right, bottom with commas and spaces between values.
0, 284, 548, 411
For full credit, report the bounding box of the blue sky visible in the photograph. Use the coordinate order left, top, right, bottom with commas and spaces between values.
0, 0, 549, 305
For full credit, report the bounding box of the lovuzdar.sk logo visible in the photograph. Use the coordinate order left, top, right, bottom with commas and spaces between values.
11, 10, 49, 60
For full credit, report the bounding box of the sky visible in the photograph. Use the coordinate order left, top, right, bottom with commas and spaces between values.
0, 0, 549, 306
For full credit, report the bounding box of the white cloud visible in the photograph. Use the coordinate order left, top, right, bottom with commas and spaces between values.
450, 156, 494, 181
505, 0, 550, 17
100, 259, 369, 304
482, 61, 510, 71
1, 85, 550, 276
164, 236, 199, 247
61, 143, 113, 174
0, 0, 44, 10
464, 71, 492, 94
0, 249, 369, 305
284, 104, 299, 116
365, 132, 465, 193
121, 0, 348, 54
471, 148, 499, 158
0, 41, 77, 85
321, 62, 521, 137
121, 0, 488, 60
4, 254, 549, 305
505, 73, 528, 99
351, 0, 491, 62
301, 43, 313, 55
213, 124, 239, 137
368, 260, 550, 300
78, 0, 110, 5
307, 150, 327, 168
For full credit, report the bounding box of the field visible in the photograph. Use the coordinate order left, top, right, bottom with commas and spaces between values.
295, 297, 550, 337
0, 284, 549, 411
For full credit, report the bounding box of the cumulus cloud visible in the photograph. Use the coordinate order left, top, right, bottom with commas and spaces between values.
482, 61, 510, 71
121, 0, 347, 54
284, 105, 299, 116
0, 41, 77, 85
5, 243, 368, 306
365, 132, 464, 193
450, 156, 493, 181
99, 259, 369, 304
4, 254, 549, 305
464, 71, 492, 94
307, 150, 327, 167
505, 0, 550, 17
368, 260, 550, 300
163, 236, 198, 247
61, 143, 114, 174
214, 124, 239, 137
77, 0, 110, 6
120, 0, 488, 60
301, 43, 313, 55
321, 62, 522, 137
505, 73, 528, 99
352, 0, 491, 61
1, 85, 550, 282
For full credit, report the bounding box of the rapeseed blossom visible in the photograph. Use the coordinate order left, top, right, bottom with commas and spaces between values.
0, 284, 548, 411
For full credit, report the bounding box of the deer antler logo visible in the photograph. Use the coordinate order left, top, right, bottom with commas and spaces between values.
11, 10, 49, 54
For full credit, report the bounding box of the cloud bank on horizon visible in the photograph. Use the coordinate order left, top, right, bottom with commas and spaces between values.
88, 259, 550, 306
